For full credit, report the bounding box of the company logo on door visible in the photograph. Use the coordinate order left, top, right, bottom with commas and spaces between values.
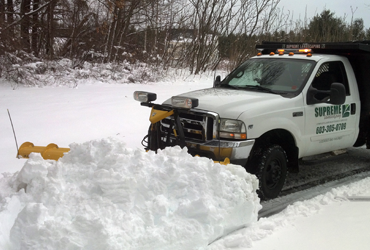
315, 104, 350, 119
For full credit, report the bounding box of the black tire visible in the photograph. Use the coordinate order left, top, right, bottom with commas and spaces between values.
256, 145, 287, 199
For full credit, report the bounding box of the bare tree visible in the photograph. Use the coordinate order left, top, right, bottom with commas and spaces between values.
7, 0, 15, 35
180, 0, 280, 74
3, 0, 369, 80
31, 0, 39, 55
0, 0, 5, 26
20, 0, 31, 51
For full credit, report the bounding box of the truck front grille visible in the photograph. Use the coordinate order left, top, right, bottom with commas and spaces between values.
160, 110, 217, 142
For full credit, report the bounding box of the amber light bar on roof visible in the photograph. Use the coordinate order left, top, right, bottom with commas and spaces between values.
257, 48, 314, 57
276, 48, 312, 54
256, 41, 370, 55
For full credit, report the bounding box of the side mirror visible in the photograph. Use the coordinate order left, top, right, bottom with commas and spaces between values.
307, 83, 346, 105
329, 83, 346, 105
214, 75, 221, 87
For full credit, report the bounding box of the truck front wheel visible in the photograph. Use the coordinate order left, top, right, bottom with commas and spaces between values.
256, 144, 287, 199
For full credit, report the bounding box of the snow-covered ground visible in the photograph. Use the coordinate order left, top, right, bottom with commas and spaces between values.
1, 75, 370, 250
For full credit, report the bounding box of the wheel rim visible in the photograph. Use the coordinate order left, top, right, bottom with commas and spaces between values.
265, 159, 282, 189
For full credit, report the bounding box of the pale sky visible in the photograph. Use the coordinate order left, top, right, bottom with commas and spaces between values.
278, 0, 370, 29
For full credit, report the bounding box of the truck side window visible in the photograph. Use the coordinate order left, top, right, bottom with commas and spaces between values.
311, 61, 350, 95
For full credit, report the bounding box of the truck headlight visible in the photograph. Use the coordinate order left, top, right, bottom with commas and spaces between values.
171, 96, 199, 109
219, 119, 247, 140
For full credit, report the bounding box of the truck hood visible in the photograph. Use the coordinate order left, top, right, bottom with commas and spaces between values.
164, 87, 286, 118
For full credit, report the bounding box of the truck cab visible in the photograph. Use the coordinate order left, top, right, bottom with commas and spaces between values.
134, 41, 370, 199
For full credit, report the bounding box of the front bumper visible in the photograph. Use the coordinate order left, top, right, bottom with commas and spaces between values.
186, 139, 255, 166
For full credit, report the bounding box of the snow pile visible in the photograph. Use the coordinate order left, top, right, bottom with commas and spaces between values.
2, 56, 165, 88
208, 176, 370, 249
0, 138, 260, 250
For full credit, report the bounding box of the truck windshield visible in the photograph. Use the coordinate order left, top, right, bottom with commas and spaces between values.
221, 58, 315, 94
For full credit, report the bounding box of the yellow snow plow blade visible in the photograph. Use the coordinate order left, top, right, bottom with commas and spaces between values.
18, 142, 70, 160
214, 157, 230, 165
195, 155, 230, 165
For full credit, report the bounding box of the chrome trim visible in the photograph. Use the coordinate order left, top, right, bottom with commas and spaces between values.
187, 139, 255, 161
161, 109, 219, 142
202, 140, 255, 148
159, 106, 255, 161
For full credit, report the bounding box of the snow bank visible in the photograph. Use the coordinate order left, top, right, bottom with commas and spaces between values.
208, 176, 370, 249
0, 138, 261, 250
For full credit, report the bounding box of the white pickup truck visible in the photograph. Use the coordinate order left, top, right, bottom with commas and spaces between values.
134, 41, 370, 199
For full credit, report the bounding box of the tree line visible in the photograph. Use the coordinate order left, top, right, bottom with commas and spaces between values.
1, 0, 370, 75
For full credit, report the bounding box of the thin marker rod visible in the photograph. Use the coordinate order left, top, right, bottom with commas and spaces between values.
7, 109, 19, 158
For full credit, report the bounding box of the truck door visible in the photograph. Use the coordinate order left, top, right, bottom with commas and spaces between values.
304, 61, 358, 155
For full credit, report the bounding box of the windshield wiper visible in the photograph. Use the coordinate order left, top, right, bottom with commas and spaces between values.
244, 85, 279, 94
219, 84, 242, 90
220, 84, 285, 95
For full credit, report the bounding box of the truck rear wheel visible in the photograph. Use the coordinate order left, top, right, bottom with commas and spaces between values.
256, 144, 287, 199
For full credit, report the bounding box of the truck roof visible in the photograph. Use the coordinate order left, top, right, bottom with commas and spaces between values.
256, 41, 370, 55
